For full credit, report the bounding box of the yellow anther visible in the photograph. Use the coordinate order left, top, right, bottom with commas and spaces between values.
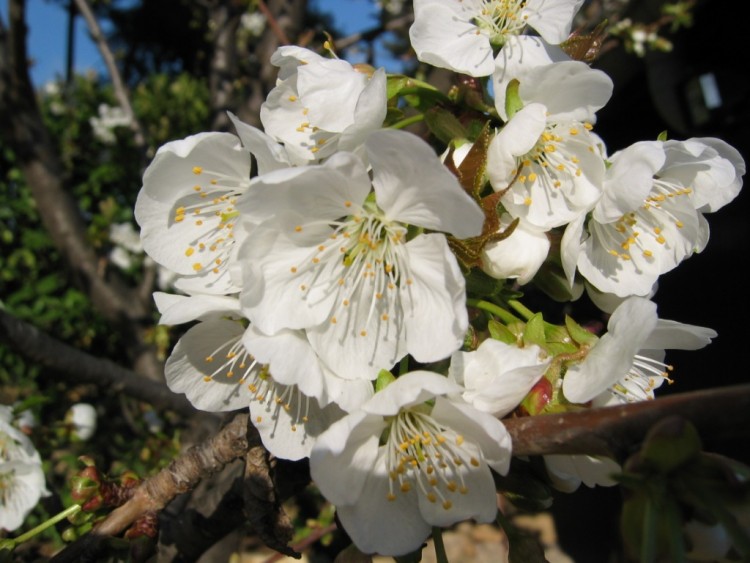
185, 247, 195, 257
527, 173, 537, 182
360, 330, 368, 337
192, 166, 203, 175
290, 267, 297, 273
455, 435, 464, 446
524, 197, 532, 206
427, 492, 437, 503
294, 225, 302, 232
288, 95, 298, 102
400, 482, 411, 493
205, 356, 214, 362
470, 457, 480, 467
442, 500, 453, 510
387, 493, 397, 501
192, 263, 203, 271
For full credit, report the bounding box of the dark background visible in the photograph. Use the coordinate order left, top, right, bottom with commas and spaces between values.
553, 0, 750, 560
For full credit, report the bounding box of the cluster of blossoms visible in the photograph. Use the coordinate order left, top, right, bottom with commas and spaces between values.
0, 406, 48, 532
136, 0, 744, 556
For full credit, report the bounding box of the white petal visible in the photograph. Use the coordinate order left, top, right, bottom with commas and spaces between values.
487, 104, 547, 191
367, 130, 484, 239
335, 454, 431, 556
339, 68, 388, 153
563, 297, 658, 403
493, 36, 570, 120
519, 61, 612, 122
363, 371, 463, 416
227, 111, 291, 175
0, 461, 47, 531
596, 141, 665, 223
153, 292, 242, 325
236, 153, 371, 224
409, 3, 494, 77
250, 393, 345, 461
242, 326, 326, 400
480, 217, 550, 284
431, 396, 513, 475
401, 235, 470, 363
645, 319, 716, 351
310, 411, 385, 505
165, 319, 251, 412
524, 0, 584, 44
451, 339, 550, 417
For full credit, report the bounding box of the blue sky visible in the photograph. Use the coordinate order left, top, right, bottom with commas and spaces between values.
0, 0, 389, 87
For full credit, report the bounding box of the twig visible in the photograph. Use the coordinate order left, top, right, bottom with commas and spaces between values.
0, 309, 198, 417
258, 0, 290, 45
72, 0, 147, 153
50, 413, 254, 562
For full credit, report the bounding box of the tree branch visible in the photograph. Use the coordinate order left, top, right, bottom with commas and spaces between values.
0, 308, 196, 417
72, 0, 147, 152
505, 383, 750, 459
50, 414, 254, 563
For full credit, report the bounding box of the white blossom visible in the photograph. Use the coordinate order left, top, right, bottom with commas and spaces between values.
310, 371, 511, 556
260, 46, 387, 163
409, 0, 584, 77
236, 129, 484, 381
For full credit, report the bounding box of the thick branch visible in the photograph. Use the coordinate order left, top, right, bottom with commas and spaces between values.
0, 309, 195, 416
72, 0, 147, 151
505, 383, 750, 459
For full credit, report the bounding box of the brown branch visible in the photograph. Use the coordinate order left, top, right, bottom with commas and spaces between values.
0, 308, 198, 417
50, 414, 254, 563
72, 0, 147, 152
43, 381, 750, 561
505, 383, 750, 459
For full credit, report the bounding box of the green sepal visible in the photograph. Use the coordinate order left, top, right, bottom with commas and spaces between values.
375, 369, 396, 393
657, 130, 669, 142
423, 107, 468, 145
504, 79, 524, 120
564, 315, 598, 346
522, 313, 546, 348
488, 319, 517, 345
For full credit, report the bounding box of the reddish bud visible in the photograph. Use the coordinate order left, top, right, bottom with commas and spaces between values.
519, 377, 553, 416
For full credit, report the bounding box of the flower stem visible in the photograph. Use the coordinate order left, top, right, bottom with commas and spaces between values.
466, 298, 521, 324
6, 504, 82, 548
432, 527, 450, 563
506, 299, 535, 321
389, 114, 425, 130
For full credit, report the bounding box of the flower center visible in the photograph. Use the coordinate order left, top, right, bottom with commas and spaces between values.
610, 354, 675, 403
512, 122, 596, 206
290, 198, 411, 340
383, 409, 480, 510
172, 164, 249, 278
201, 333, 310, 433
473, 0, 529, 45
596, 180, 693, 263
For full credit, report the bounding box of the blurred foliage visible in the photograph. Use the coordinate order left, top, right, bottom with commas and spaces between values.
0, 65, 210, 550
